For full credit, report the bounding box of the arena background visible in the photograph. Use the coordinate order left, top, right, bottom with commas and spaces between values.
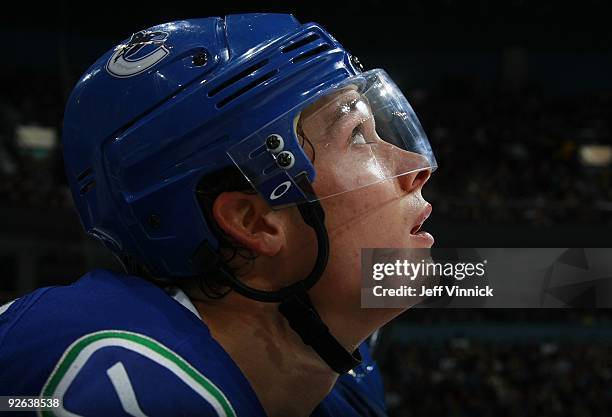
1, 1, 611, 415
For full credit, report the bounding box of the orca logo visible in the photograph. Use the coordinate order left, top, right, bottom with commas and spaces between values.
270, 181, 292, 200
106, 30, 170, 78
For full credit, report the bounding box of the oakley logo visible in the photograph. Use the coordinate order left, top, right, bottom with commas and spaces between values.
106, 30, 169, 78
270, 181, 292, 200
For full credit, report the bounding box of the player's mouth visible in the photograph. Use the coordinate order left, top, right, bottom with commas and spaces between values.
410, 203, 434, 246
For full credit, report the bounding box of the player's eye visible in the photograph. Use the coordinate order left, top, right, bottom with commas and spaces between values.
349, 120, 377, 146
350, 125, 367, 145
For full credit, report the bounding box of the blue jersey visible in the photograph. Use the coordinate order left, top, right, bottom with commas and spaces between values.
0, 269, 387, 417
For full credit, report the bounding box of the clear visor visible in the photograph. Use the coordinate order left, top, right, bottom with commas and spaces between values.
227, 69, 436, 207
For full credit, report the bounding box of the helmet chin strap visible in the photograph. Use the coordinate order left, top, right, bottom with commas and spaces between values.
278, 200, 362, 373
193, 197, 361, 374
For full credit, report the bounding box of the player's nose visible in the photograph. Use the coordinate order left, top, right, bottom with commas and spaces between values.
397, 168, 431, 194
387, 145, 433, 194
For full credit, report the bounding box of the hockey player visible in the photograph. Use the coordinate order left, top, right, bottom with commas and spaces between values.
0, 14, 435, 417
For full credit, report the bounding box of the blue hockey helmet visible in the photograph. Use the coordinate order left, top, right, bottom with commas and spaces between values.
63, 13, 434, 279
63, 13, 435, 373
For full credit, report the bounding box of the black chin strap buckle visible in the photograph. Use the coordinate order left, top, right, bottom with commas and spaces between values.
278, 288, 362, 374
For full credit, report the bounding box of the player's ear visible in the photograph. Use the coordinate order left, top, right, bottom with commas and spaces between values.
212, 191, 286, 257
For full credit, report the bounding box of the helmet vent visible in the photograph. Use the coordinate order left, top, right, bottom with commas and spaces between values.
208, 60, 269, 98
281, 33, 320, 53
292, 44, 332, 64
216, 69, 279, 109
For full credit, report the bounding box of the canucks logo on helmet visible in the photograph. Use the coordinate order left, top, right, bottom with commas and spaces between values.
106, 30, 169, 78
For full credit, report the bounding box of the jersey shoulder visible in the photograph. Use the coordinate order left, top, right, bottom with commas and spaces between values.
0, 270, 265, 417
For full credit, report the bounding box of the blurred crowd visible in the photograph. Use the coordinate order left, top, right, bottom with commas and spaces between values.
414, 82, 612, 226
1, 74, 611, 226
0, 74, 69, 208
381, 338, 612, 417
380, 309, 612, 416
